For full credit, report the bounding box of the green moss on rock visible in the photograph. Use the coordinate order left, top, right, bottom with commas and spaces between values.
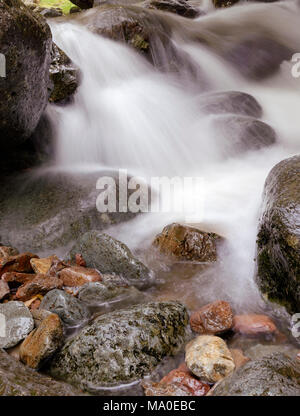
256, 155, 300, 315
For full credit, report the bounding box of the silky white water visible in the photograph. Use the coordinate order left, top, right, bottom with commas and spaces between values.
49, 0, 300, 313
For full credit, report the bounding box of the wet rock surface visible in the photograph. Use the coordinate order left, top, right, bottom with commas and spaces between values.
0, 170, 137, 253
69, 231, 154, 289
232, 314, 277, 336
49, 301, 189, 392
0, 0, 52, 145
77, 281, 148, 311
0, 348, 83, 396
256, 155, 300, 315
153, 223, 222, 263
49, 43, 80, 104
190, 300, 233, 335
198, 91, 263, 118
141, 0, 200, 18
211, 115, 276, 158
212, 353, 300, 396
58, 266, 102, 287
0, 302, 34, 349
185, 335, 235, 383
20, 313, 63, 369
224, 36, 292, 80
40, 289, 90, 327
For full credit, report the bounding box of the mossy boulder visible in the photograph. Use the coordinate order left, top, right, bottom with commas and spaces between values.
0, 170, 137, 253
68, 231, 154, 289
212, 353, 300, 396
49, 301, 189, 392
256, 156, 300, 315
0, 0, 52, 146
213, 0, 239, 7
49, 43, 80, 104
0, 348, 84, 396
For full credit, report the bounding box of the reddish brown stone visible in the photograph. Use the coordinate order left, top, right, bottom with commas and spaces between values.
75, 254, 86, 267
160, 369, 210, 396
229, 348, 250, 369
0, 280, 10, 300
232, 314, 277, 336
190, 300, 233, 335
30, 255, 60, 275
15, 275, 63, 302
0, 246, 19, 259
20, 313, 63, 369
153, 223, 222, 262
58, 266, 102, 287
29, 298, 42, 311
0, 253, 39, 276
142, 381, 192, 396
2, 272, 35, 285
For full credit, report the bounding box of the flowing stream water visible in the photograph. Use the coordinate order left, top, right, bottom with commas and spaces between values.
47, 0, 300, 348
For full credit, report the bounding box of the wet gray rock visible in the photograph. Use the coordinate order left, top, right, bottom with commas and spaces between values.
49, 43, 80, 104
68, 231, 154, 289
40, 289, 90, 327
212, 353, 300, 396
0, 170, 137, 253
0, 349, 83, 396
0, 302, 34, 349
0, 0, 52, 145
49, 301, 189, 392
198, 91, 263, 118
245, 344, 300, 361
211, 115, 276, 158
78, 281, 149, 311
224, 36, 292, 80
256, 156, 300, 315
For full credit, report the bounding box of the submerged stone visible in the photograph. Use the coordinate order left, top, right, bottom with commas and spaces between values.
49, 301, 189, 392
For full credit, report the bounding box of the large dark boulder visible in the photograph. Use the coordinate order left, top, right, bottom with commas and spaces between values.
49, 301, 189, 393
0, 0, 52, 145
212, 353, 300, 396
0, 170, 137, 253
0, 349, 84, 396
256, 156, 300, 315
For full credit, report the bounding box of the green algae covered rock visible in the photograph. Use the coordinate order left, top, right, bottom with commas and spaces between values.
68, 231, 154, 289
256, 155, 300, 315
212, 353, 300, 396
0, 349, 84, 396
49, 301, 189, 392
